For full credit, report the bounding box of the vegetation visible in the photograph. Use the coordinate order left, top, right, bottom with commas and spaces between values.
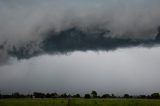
1, 91, 160, 106
1, 98, 160, 106
1, 91, 160, 99
84, 94, 91, 99
0, 98, 68, 106
91, 91, 97, 98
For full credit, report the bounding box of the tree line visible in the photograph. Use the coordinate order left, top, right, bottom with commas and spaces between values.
0, 91, 160, 99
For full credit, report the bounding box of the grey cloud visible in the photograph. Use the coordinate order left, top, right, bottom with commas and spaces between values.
0, 0, 160, 60
1, 47, 160, 95
1, 0, 160, 95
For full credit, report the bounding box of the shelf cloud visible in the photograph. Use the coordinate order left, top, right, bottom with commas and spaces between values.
0, 0, 160, 63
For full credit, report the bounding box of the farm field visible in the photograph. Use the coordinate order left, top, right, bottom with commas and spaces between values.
0, 98, 160, 106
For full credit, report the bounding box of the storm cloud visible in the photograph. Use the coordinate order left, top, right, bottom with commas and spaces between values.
0, 0, 160, 61
1, 0, 160, 95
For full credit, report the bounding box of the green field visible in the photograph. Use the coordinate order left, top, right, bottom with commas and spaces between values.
0, 98, 160, 106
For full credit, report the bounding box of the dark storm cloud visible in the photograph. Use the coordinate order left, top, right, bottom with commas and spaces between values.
1, 0, 160, 95
0, 0, 160, 61
8, 27, 160, 59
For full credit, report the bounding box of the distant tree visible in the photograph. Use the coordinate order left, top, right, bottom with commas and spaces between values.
26, 94, 32, 98
0, 90, 1, 98
11, 92, 25, 98
101, 94, 111, 98
138, 95, 147, 99
151, 93, 160, 99
84, 94, 91, 99
46, 93, 51, 98
60, 93, 68, 98
33, 92, 45, 98
111, 94, 116, 98
73, 94, 81, 98
91, 91, 97, 98
12, 92, 20, 98
12, 92, 19, 98
124, 94, 130, 98
51, 93, 58, 98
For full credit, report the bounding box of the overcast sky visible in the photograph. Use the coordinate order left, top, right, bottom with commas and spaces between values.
0, 0, 160, 45
0, 0, 160, 95
1, 47, 160, 95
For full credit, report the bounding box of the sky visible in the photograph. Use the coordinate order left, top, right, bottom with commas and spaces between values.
1, 47, 160, 96
0, 0, 160, 95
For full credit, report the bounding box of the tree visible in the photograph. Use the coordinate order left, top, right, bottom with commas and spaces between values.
51, 93, 58, 98
101, 94, 111, 98
84, 94, 91, 99
60, 93, 68, 98
91, 91, 97, 98
46, 93, 51, 98
33, 92, 45, 98
73, 94, 80, 98
111, 94, 116, 98
151, 93, 160, 99
124, 94, 130, 98
0, 90, 1, 98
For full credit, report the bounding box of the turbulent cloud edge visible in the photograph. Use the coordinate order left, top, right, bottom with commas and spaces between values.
0, 27, 159, 60
0, 0, 160, 63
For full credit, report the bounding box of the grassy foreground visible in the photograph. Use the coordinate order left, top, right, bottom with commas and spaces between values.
1, 98, 160, 106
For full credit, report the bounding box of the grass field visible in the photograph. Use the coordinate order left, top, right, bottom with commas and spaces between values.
0, 98, 160, 106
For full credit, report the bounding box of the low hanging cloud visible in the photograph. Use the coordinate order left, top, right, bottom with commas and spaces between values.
0, 0, 160, 62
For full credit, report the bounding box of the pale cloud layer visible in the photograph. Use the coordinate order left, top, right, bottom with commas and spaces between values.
0, 47, 160, 95
0, 0, 160, 45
